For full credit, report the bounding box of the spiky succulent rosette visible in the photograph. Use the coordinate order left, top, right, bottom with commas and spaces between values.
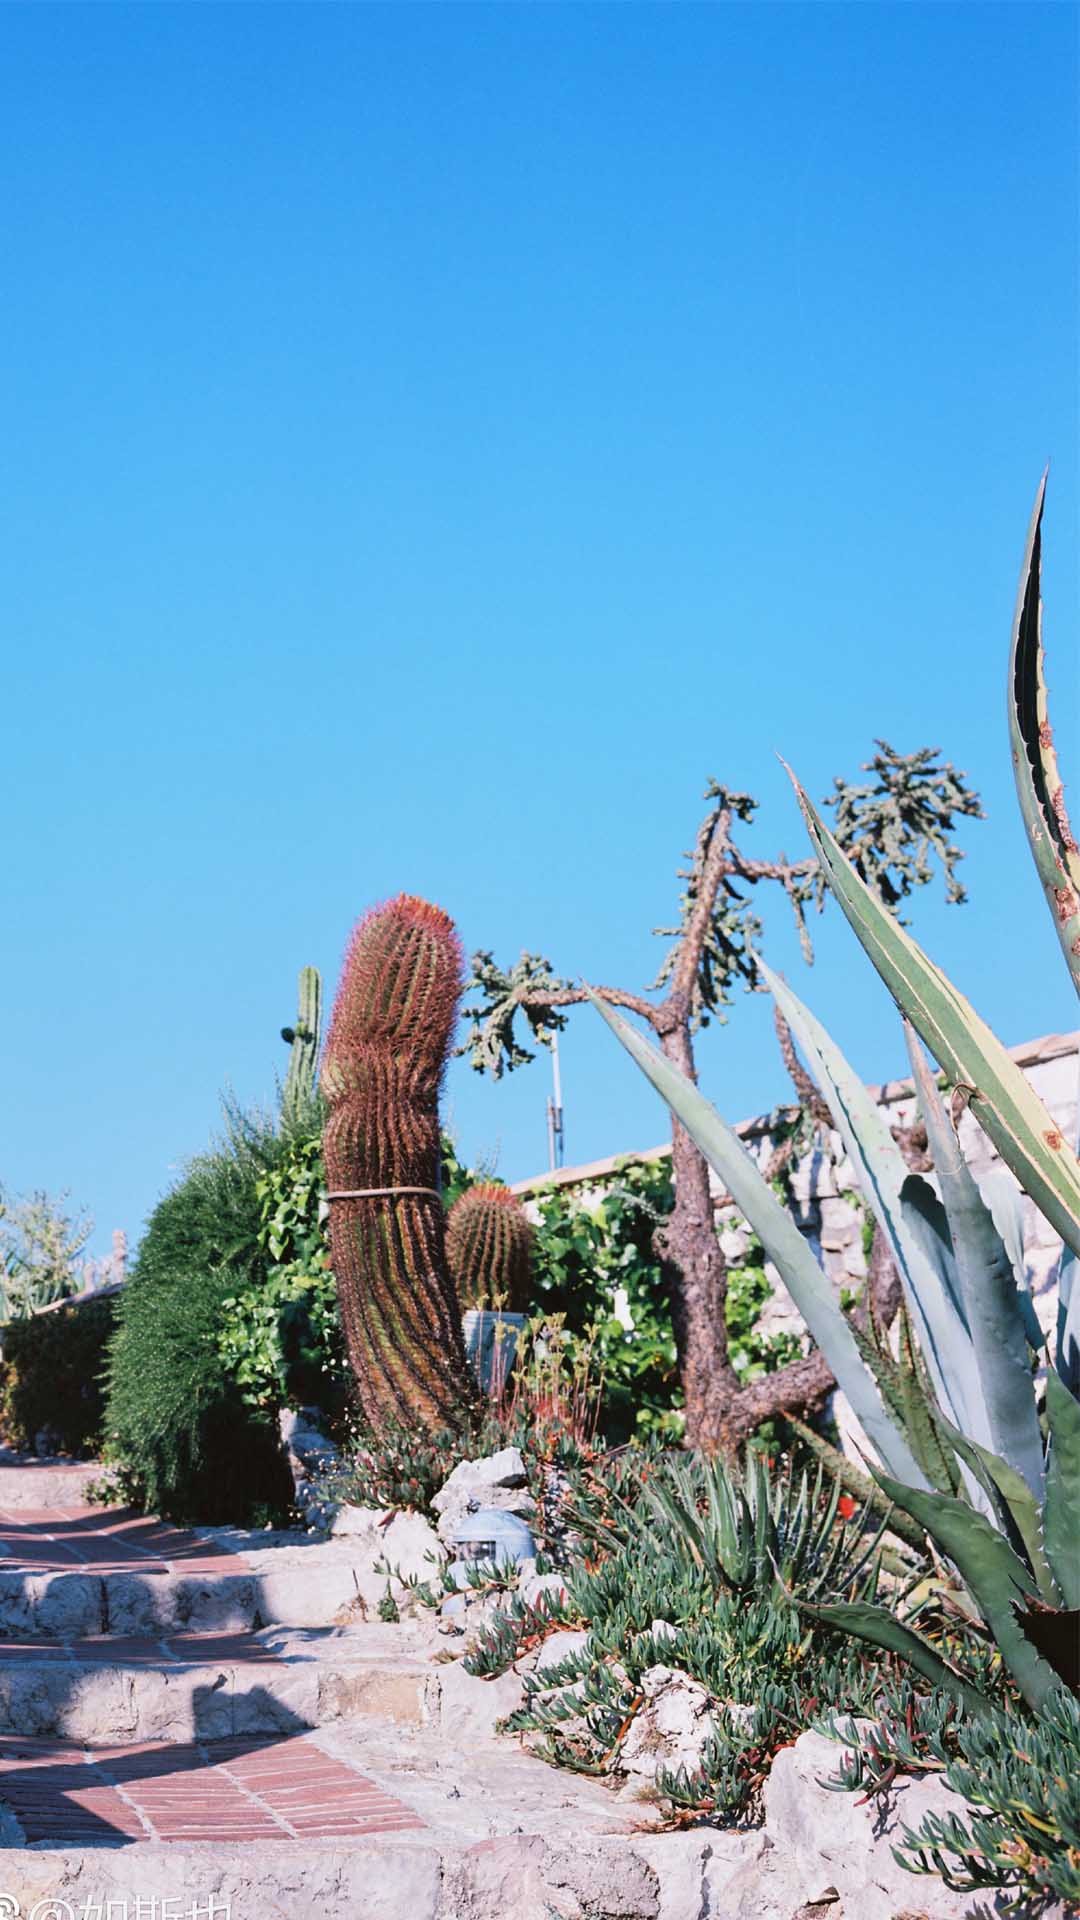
446, 1183, 534, 1312
321, 895, 475, 1433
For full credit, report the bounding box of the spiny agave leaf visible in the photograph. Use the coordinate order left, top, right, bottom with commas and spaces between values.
1008, 472, 1080, 998
760, 962, 980, 1443
975, 1167, 1044, 1352
1044, 1368, 1080, 1607
866, 1463, 1064, 1711
1014, 1599, 1080, 1693
907, 1027, 1045, 1501
1056, 1100, 1080, 1392
936, 1415, 1057, 1605
586, 987, 926, 1489
785, 767, 1080, 1263
793, 1596, 993, 1720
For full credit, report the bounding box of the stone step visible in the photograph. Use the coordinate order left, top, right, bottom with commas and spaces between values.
0, 1460, 102, 1511
0, 1627, 436, 1743
0, 1505, 417, 1636
0, 1724, 721, 1920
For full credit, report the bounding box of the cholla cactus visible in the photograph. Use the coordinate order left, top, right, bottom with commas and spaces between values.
321, 895, 475, 1433
446, 1184, 534, 1312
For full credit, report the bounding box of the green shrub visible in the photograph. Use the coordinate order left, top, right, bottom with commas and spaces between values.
0, 1294, 116, 1457
464, 1448, 893, 1821
217, 1130, 348, 1422
103, 1106, 296, 1526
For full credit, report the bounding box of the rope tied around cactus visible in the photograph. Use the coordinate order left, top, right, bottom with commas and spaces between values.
326, 1186, 442, 1201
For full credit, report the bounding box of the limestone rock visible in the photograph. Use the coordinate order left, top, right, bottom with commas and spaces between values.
431, 1447, 536, 1546
435, 1658, 526, 1741
763, 1728, 1020, 1920
619, 1665, 716, 1782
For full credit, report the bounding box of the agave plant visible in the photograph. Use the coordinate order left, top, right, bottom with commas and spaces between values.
590, 478, 1080, 1716
573, 1446, 886, 1607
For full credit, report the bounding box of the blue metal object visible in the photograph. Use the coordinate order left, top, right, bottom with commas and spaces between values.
443, 1504, 536, 1618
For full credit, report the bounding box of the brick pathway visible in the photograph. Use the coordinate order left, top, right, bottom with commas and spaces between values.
0, 1506, 242, 1574
0, 1734, 425, 1844
0, 1495, 428, 1848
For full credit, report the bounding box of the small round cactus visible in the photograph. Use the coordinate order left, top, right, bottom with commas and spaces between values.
446, 1183, 534, 1313
321, 894, 475, 1434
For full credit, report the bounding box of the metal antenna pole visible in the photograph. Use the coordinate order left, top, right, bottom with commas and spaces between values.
545, 1029, 565, 1172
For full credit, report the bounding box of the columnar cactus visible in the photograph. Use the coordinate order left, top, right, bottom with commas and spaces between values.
321, 896, 475, 1433
446, 1184, 534, 1312
281, 965, 323, 1130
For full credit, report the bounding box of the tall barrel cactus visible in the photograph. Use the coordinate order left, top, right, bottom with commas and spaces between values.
446, 1184, 534, 1312
281, 965, 323, 1130
321, 896, 475, 1433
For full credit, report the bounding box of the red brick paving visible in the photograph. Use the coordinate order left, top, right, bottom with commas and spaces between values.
0, 1633, 289, 1667
0, 1492, 427, 1847
0, 1735, 425, 1844
0, 1504, 244, 1575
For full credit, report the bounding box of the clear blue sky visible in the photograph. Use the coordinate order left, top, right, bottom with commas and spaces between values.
3, 3, 1077, 1258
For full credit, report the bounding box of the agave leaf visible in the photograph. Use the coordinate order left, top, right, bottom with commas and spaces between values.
906, 1027, 1045, 1500
975, 1167, 1044, 1352
1056, 1093, 1080, 1392
786, 769, 1080, 1262
760, 963, 980, 1441
936, 1415, 1057, 1605
1044, 1368, 1080, 1607
1008, 473, 1080, 998
794, 1596, 993, 1719
866, 1464, 1064, 1711
586, 988, 926, 1488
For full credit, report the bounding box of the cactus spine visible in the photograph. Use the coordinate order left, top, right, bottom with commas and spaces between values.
321, 896, 475, 1433
281, 966, 323, 1130
446, 1184, 534, 1312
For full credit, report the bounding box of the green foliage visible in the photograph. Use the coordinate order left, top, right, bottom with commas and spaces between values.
457, 951, 570, 1078
0, 1188, 93, 1320
218, 1129, 347, 1418
465, 1448, 891, 1821
528, 1160, 679, 1441
821, 1682, 1080, 1915
103, 1104, 295, 1526
326, 1413, 492, 1519
0, 1295, 117, 1457
527, 1158, 798, 1443
825, 741, 983, 915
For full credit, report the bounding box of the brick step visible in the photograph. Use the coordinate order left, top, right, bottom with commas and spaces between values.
0, 1628, 435, 1743
0, 1725, 697, 1920
0, 1507, 395, 1635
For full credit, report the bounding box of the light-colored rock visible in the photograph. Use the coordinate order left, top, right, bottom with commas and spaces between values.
619, 1665, 716, 1782
432, 1448, 536, 1545
527, 1627, 591, 1677
519, 1568, 570, 1611
436, 1658, 526, 1740
763, 1727, 1021, 1920
630, 1829, 769, 1920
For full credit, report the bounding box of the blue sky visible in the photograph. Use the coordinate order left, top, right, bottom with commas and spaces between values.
3, 3, 1077, 1258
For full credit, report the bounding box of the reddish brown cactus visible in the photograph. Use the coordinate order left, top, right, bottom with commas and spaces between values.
446, 1184, 534, 1312
321, 895, 475, 1433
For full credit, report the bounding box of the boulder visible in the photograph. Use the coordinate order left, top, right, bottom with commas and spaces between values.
619, 1665, 716, 1782
431, 1447, 536, 1546
762, 1727, 1021, 1920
